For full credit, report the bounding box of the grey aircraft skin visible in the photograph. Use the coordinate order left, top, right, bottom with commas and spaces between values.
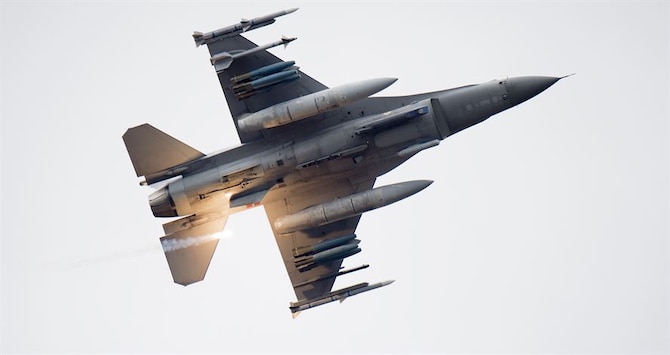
123, 8, 564, 316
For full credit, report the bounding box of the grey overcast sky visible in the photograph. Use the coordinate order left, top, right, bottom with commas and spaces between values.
1, 1, 668, 353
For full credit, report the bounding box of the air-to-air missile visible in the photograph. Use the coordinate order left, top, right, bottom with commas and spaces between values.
237, 77, 398, 132
192, 8, 298, 47
289, 280, 395, 316
210, 36, 296, 72
274, 180, 433, 234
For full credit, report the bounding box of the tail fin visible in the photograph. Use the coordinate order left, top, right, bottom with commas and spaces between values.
122, 124, 204, 182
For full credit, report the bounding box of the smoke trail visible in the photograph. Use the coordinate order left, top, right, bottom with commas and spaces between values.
42, 242, 159, 271
43, 230, 235, 270
161, 230, 233, 252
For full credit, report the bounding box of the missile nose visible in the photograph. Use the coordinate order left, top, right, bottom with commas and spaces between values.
504, 76, 561, 106
357, 77, 398, 96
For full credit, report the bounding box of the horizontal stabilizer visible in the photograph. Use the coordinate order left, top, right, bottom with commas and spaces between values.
160, 216, 228, 286
123, 124, 204, 178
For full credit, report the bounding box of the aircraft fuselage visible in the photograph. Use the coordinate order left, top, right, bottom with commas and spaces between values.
149, 76, 558, 220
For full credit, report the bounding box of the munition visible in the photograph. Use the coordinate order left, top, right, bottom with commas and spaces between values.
293, 235, 363, 271
193, 8, 298, 47
239, 8, 298, 31
241, 70, 300, 90
290, 280, 395, 316
293, 234, 357, 257
231, 61, 296, 83
210, 36, 296, 72
294, 240, 362, 271
233, 70, 300, 99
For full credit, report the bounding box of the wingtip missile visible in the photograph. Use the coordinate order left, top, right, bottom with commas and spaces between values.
289, 279, 395, 315
339, 279, 395, 303
194, 8, 299, 47
242, 7, 299, 28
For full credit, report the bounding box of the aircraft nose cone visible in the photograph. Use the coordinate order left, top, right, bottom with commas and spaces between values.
505, 76, 561, 106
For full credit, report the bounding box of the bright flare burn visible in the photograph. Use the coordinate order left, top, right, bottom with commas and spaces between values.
160, 230, 232, 252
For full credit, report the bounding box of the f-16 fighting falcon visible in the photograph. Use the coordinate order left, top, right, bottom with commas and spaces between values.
123, 8, 565, 317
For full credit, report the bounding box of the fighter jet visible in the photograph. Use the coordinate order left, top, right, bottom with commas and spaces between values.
123, 8, 565, 316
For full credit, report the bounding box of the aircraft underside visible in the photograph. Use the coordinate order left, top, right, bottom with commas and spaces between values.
122, 7, 564, 316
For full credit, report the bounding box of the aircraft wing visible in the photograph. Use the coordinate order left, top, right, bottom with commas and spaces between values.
203, 35, 328, 143
262, 177, 376, 302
